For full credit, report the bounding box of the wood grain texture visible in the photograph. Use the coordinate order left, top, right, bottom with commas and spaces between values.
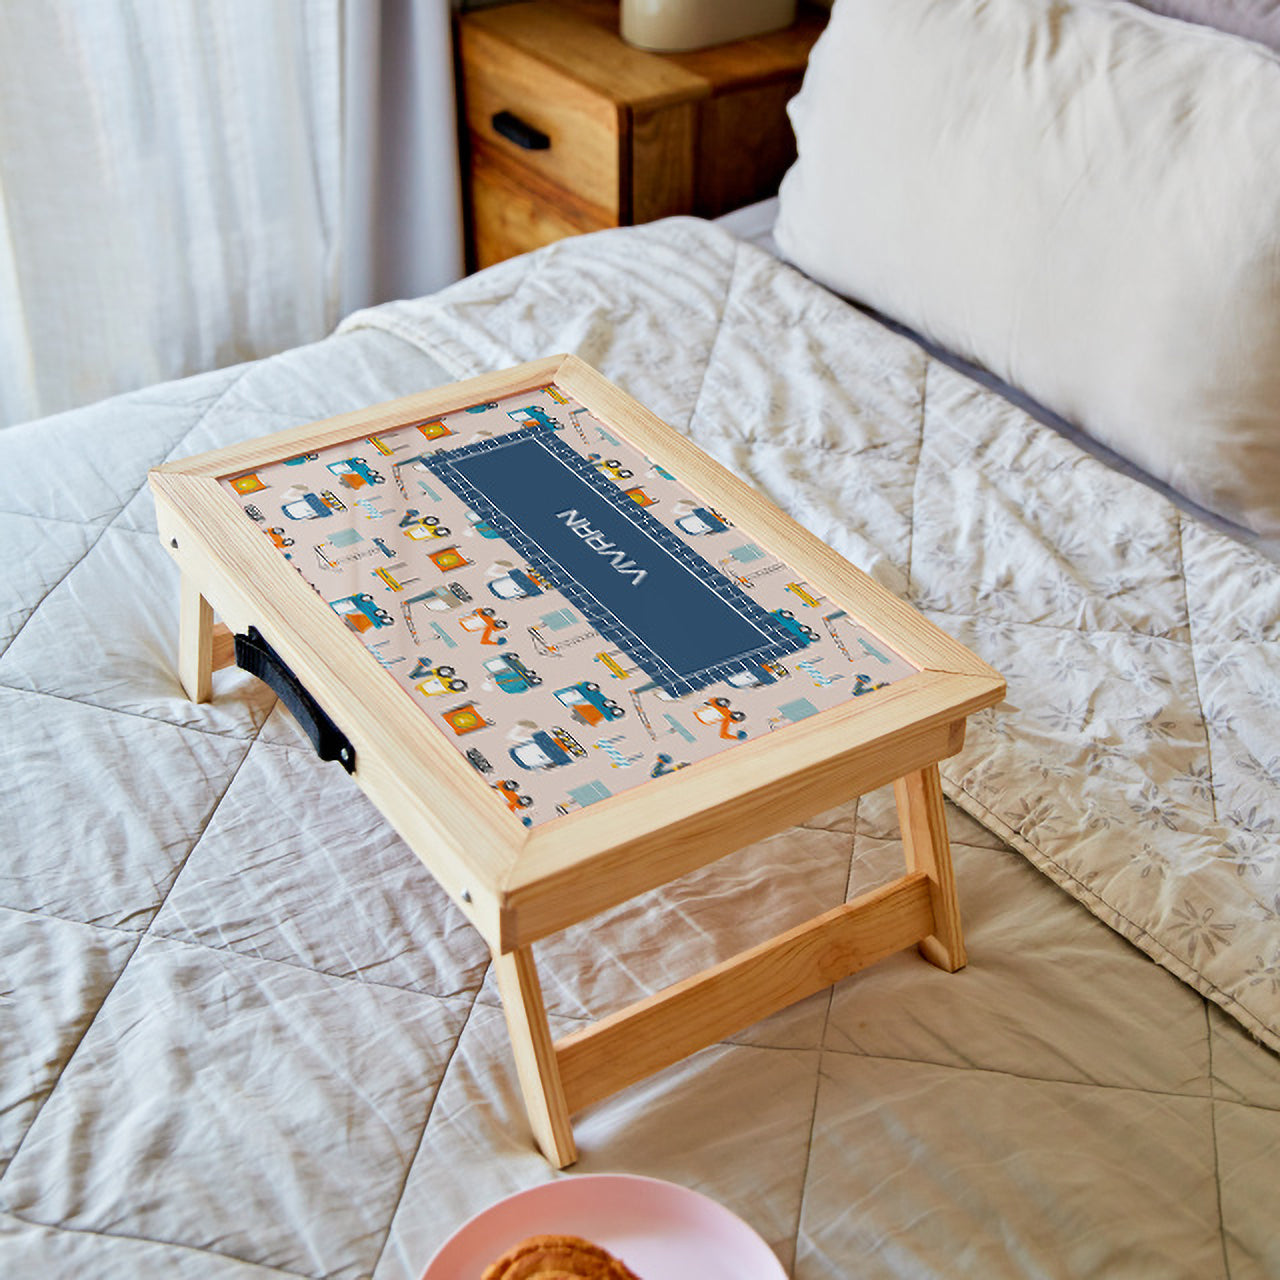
178, 576, 214, 704
153, 358, 567, 480
493, 945, 578, 1166
469, 144, 611, 268
211, 622, 235, 672
555, 872, 935, 1114
629, 102, 696, 223
459, 20, 623, 216
895, 764, 967, 971
504, 703, 972, 946
693, 80, 802, 216
462, 1, 708, 111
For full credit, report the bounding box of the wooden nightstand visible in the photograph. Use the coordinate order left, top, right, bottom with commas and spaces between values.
456, 0, 827, 269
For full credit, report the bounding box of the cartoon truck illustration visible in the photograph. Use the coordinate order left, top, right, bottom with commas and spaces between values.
282, 490, 333, 520
327, 457, 384, 488
623, 486, 658, 508
483, 653, 541, 693
585, 453, 634, 480
772, 609, 819, 645
458, 606, 508, 645
508, 405, 561, 430
330, 592, 394, 633
465, 508, 503, 539
554, 681, 625, 726
400, 509, 450, 540
695, 696, 747, 740
493, 778, 534, 817
488, 568, 548, 601
509, 727, 586, 771
675, 507, 730, 536
726, 660, 788, 689
414, 664, 467, 697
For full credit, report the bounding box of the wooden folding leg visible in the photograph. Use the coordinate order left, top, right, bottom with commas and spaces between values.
893, 763, 966, 972
178, 575, 215, 704
492, 945, 577, 1168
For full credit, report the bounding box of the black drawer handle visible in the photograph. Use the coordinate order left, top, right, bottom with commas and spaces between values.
235, 627, 355, 773
491, 110, 550, 151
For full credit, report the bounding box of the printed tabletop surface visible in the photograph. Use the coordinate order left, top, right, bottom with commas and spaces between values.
220, 383, 917, 826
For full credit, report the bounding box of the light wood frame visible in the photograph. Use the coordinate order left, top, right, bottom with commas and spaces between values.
150, 354, 1004, 1168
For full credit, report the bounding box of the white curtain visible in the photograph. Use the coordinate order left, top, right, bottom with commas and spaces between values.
0, 0, 463, 428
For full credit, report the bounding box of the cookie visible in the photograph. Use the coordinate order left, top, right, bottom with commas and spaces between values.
481, 1233, 640, 1279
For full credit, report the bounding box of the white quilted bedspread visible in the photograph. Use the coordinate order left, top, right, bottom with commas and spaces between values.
343, 218, 1280, 1054
3, 218, 1278, 1278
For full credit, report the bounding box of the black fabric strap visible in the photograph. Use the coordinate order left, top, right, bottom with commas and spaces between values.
234, 627, 355, 773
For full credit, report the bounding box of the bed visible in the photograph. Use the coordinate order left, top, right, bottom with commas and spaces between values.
3, 0, 1279, 1276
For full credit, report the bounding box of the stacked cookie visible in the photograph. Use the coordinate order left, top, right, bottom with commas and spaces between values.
482, 1234, 641, 1279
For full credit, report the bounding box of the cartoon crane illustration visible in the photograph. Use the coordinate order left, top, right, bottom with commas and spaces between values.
822, 611, 856, 663
629, 687, 658, 740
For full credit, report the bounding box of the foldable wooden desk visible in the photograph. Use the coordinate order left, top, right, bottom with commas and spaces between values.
150, 355, 1004, 1167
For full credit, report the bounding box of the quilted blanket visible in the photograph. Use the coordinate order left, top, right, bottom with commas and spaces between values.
341, 218, 1280, 1054
3, 217, 1278, 1278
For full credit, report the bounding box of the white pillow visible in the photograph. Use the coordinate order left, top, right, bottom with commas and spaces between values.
775, 0, 1280, 536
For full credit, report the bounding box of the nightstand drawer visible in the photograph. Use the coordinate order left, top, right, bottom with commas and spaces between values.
470, 148, 611, 268
459, 23, 621, 220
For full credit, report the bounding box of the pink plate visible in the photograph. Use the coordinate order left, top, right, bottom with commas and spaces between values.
422, 1173, 786, 1279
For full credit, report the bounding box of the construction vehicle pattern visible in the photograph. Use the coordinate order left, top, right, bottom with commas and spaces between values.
282, 491, 333, 520
623, 485, 658, 507
726, 661, 788, 689
484, 653, 540, 693
465, 508, 503, 539
220, 380, 916, 829
415, 663, 467, 697
508, 405, 561, 430
488, 567, 548, 600
585, 454, 633, 481
510, 726, 586, 771
328, 457, 384, 488
554, 681, 624, 726
694, 696, 748, 740
458, 606, 508, 645
772, 609, 819, 646
675, 506, 730, 536
330, 593, 393, 633
493, 778, 535, 823
400, 509, 450, 540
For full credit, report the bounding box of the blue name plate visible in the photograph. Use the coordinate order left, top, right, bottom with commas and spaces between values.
426, 426, 804, 696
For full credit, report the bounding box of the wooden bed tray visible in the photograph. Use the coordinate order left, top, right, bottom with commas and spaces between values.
150, 354, 1004, 1167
